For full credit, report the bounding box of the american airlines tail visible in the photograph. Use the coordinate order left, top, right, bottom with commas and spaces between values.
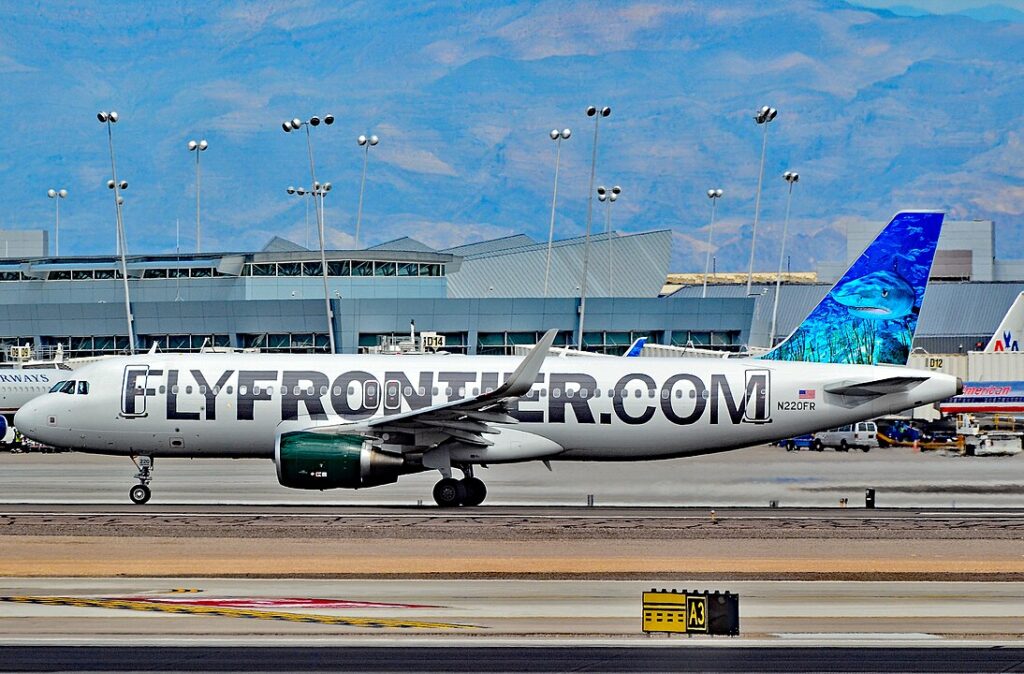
984, 292, 1024, 352
759, 211, 944, 366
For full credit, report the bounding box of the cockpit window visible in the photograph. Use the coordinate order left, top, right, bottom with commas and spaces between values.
58, 380, 76, 394
49, 381, 66, 393
77, 381, 89, 395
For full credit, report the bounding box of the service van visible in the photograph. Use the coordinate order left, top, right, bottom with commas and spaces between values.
814, 422, 879, 452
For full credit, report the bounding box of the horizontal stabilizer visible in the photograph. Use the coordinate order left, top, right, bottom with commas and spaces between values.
824, 376, 929, 398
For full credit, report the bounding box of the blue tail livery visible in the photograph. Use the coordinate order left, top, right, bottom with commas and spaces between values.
759, 211, 944, 366
624, 337, 647, 357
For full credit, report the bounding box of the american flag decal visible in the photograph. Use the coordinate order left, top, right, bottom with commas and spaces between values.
798, 389, 815, 400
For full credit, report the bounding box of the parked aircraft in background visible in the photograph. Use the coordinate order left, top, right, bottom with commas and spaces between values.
939, 382, 1024, 415
15, 212, 960, 506
624, 337, 647, 357
984, 292, 1024, 352
939, 292, 1024, 415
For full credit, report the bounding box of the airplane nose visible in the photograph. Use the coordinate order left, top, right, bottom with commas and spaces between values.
14, 398, 45, 438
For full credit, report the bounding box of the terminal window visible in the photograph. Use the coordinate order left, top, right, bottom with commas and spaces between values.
477, 331, 574, 355
582, 331, 663, 356
240, 333, 329, 353
671, 330, 741, 352
43, 335, 131, 358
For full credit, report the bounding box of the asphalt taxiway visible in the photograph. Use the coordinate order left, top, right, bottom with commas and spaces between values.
2, 443, 1021, 507
0, 578, 1021, 641
3, 645, 1023, 673
0, 447, 1021, 669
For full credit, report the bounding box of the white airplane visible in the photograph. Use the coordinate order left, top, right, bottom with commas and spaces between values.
0, 361, 72, 441
938, 292, 1024, 414
15, 211, 961, 506
983, 291, 1024, 352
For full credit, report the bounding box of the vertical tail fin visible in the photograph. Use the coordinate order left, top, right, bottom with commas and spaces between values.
759, 211, 944, 366
623, 336, 647, 357
984, 292, 1024, 352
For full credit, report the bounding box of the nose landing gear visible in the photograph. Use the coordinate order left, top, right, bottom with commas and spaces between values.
129, 456, 153, 505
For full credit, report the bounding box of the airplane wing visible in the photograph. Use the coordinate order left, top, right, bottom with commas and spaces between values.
307, 329, 558, 448
824, 376, 929, 398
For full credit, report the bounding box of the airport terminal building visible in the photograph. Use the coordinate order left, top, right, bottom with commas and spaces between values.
0, 229, 753, 358
0, 218, 1019, 360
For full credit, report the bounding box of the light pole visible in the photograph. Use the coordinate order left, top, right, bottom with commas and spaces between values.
286, 186, 314, 249
97, 110, 135, 355
578, 105, 610, 350
597, 185, 620, 294
702, 188, 724, 298
769, 171, 799, 347
354, 134, 379, 248
311, 181, 332, 252
282, 114, 335, 352
543, 128, 571, 297
745, 105, 778, 295
187, 139, 208, 253
46, 188, 67, 256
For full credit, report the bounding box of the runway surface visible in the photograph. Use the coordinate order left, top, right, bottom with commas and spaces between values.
2, 448, 1021, 663
0, 578, 1021, 642
2, 645, 1024, 673
2, 444, 1022, 508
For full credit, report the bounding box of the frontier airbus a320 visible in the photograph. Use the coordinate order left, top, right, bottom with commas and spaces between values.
16, 212, 960, 506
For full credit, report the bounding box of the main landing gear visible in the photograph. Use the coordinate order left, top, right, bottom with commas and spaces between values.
129, 456, 153, 505
432, 467, 487, 508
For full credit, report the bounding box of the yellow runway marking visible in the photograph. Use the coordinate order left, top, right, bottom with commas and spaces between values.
168, 588, 202, 594
0, 596, 478, 630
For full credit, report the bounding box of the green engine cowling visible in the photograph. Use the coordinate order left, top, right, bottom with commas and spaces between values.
275, 431, 410, 489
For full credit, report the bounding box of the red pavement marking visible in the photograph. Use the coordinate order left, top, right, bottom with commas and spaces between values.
117, 596, 440, 609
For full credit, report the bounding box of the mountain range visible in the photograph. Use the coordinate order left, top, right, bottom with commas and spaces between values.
0, 0, 1021, 273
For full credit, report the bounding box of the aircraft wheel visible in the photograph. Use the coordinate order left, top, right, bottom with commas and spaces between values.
432, 478, 465, 508
129, 484, 151, 505
461, 477, 487, 507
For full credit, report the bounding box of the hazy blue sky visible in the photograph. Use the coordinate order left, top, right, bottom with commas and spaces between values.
1, 1, 1022, 272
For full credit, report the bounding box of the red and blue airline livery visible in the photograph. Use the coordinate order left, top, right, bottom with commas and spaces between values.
939, 382, 1024, 414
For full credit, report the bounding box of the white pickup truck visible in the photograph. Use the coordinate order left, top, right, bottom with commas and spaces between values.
814, 422, 879, 452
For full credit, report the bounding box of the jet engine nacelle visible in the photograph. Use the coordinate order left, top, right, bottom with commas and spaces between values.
275, 431, 409, 490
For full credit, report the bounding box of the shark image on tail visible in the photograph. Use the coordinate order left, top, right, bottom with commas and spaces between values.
831, 261, 917, 320
760, 211, 944, 366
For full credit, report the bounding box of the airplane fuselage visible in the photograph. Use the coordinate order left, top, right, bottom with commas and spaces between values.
16, 353, 959, 462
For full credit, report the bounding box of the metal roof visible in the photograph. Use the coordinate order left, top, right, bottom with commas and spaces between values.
441, 234, 537, 257
670, 281, 1024, 346
916, 283, 1024, 336
446, 230, 671, 298
262, 236, 309, 253
367, 237, 438, 253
